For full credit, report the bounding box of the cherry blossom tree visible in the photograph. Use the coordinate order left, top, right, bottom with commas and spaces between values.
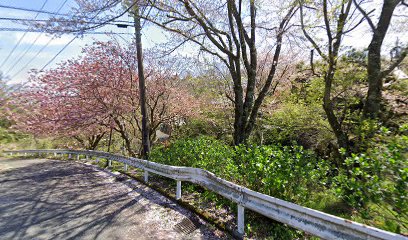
12, 41, 199, 154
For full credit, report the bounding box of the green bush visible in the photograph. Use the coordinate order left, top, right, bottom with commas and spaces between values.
149, 136, 238, 179
333, 126, 408, 232
259, 102, 333, 152
150, 137, 331, 238
234, 144, 330, 202
150, 137, 329, 203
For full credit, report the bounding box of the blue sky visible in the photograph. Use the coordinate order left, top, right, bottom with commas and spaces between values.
0, 0, 164, 85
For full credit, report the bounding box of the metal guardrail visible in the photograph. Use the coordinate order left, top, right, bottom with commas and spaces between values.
4, 149, 407, 240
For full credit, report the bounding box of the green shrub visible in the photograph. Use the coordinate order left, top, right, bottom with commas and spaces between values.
150, 136, 238, 179
234, 144, 330, 202
149, 137, 334, 237
333, 126, 408, 232
172, 118, 231, 142
259, 103, 333, 152
150, 137, 329, 203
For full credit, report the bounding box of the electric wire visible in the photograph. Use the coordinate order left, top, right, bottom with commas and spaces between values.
0, 4, 72, 17
3, 0, 135, 94
6, 0, 133, 80
39, 36, 76, 71
7, 0, 70, 79
10, 38, 54, 79
0, 0, 49, 70
0, 17, 134, 25
5, 0, 69, 76
0, 28, 132, 34
36, 1, 136, 72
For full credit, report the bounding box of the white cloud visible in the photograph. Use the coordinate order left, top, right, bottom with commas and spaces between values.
14, 32, 74, 46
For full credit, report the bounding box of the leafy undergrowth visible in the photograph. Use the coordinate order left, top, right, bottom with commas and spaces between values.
147, 136, 330, 239
148, 136, 407, 237
59, 136, 405, 238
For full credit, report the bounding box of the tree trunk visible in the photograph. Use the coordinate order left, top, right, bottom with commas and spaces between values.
87, 133, 105, 150
113, 117, 137, 157
363, 0, 401, 118
107, 128, 113, 152
323, 65, 350, 153
233, 115, 245, 145
134, 8, 151, 158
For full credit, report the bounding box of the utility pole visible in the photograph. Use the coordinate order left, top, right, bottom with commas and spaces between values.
133, 5, 150, 159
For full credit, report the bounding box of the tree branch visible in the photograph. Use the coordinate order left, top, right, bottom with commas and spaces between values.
353, 0, 376, 31
381, 47, 408, 78
299, 3, 328, 61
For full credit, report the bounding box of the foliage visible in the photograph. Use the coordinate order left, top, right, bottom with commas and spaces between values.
259, 102, 333, 153
334, 125, 408, 232
172, 104, 233, 143
173, 118, 229, 141
151, 137, 329, 203
234, 144, 329, 203
150, 136, 238, 179
0, 126, 27, 145
150, 136, 331, 238
3, 0, 407, 236
288, 54, 370, 155
389, 78, 408, 96
142, 0, 298, 145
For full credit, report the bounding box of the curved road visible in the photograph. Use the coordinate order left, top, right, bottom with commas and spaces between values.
0, 157, 227, 240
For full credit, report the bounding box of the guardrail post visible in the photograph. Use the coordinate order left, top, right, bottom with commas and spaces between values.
144, 170, 149, 183
10, 152, 13, 156
237, 204, 245, 237
96, 158, 100, 163
86, 155, 89, 160
108, 160, 112, 167
54, 152, 57, 157
24, 152, 27, 156
124, 164, 128, 171
68, 154, 72, 159
77, 154, 80, 160
176, 180, 182, 200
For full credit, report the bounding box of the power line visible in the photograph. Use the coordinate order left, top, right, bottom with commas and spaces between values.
10, 37, 54, 79
4, 30, 130, 79
0, 28, 132, 34
3, 36, 77, 93
5, 0, 70, 77
0, 17, 134, 26
0, 0, 49, 70
0, 4, 72, 18
0, 3, 133, 22
35, 0, 132, 72
39, 36, 77, 71
4, 33, 44, 76
5, 1, 135, 89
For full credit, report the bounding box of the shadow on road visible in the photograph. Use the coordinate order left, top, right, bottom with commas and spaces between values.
0, 158, 221, 240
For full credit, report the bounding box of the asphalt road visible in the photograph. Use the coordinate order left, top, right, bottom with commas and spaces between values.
0, 157, 225, 240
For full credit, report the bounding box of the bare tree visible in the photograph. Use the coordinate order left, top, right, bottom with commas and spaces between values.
141, 0, 297, 145
299, 0, 355, 152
